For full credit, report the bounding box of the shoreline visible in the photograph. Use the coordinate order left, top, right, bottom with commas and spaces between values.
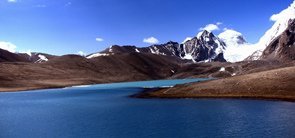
132, 90, 295, 102
133, 66, 295, 102
1, 84, 295, 103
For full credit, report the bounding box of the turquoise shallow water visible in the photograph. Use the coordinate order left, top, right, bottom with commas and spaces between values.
0, 79, 295, 138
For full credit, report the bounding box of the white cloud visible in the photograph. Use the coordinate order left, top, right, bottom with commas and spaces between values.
200, 24, 219, 32
216, 22, 223, 25
0, 41, 17, 53
143, 37, 159, 44
77, 51, 86, 56
199, 22, 222, 32
95, 37, 104, 42
7, 0, 17, 3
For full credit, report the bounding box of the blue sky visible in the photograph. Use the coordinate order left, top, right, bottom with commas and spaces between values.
0, 0, 293, 55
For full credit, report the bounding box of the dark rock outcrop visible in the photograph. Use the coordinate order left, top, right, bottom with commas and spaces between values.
180, 30, 226, 62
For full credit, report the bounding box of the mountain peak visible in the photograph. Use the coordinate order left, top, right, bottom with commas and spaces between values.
218, 29, 247, 45
181, 30, 226, 62
201, 30, 210, 36
197, 30, 212, 39
165, 41, 179, 45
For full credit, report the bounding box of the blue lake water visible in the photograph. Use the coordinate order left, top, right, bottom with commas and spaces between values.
0, 79, 295, 138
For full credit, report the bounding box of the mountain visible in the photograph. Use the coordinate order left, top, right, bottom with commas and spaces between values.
218, 29, 247, 45
2, 51, 292, 92
87, 41, 180, 59
0, 48, 56, 63
0, 48, 30, 62
260, 19, 295, 61
27, 52, 56, 63
218, 29, 252, 62
0, 53, 186, 91
248, 0, 295, 60
88, 30, 226, 62
180, 30, 226, 62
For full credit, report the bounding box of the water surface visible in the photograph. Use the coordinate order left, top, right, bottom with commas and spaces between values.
0, 79, 295, 138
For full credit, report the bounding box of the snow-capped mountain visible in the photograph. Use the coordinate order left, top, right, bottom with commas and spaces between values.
87, 31, 226, 62
218, 29, 246, 46
180, 30, 226, 62
260, 19, 295, 61
217, 29, 256, 62
248, 0, 295, 60
214, 0, 295, 62
87, 0, 295, 63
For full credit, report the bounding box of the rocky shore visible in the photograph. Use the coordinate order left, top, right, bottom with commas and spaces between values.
134, 66, 295, 101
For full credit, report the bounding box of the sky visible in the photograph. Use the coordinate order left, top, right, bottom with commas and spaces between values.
0, 0, 293, 55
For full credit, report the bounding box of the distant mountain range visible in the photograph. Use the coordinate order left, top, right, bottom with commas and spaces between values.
85, 1, 295, 63
87, 30, 226, 62
86, 17, 295, 63
1, 1, 295, 64
0, 0, 294, 93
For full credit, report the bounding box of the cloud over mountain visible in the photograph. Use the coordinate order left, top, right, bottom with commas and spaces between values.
0, 41, 17, 53
143, 37, 159, 44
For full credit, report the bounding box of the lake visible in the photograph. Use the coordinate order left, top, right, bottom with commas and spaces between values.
0, 79, 295, 138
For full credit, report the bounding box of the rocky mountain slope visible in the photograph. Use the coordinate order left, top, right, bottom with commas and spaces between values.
261, 19, 295, 61
181, 30, 226, 62
0, 53, 184, 91
0, 48, 56, 63
137, 66, 295, 101
87, 30, 226, 62
137, 18, 295, 101
0, 48, 29, 62
247, 0, 295, 60
0, 51, 292, 92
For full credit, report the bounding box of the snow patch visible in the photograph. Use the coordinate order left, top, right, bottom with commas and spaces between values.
38, 55, 48, 61
135, 48, 140, 53
182, 37, 193, 43
149, 46, 166, 55
183, 53, 193, 60
35, 54, 48, 63
87, 53, 110, 59
219, 67, 225, 72
182, 37, 193, 44
106, 46, 113, 53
